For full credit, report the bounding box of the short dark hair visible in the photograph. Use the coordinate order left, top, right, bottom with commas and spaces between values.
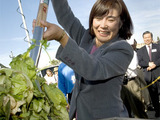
142, 31, 153, 39
89, 0, 133, 40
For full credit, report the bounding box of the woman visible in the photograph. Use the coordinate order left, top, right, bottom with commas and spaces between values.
44, 69, 57, 85
33, 0, 133, 119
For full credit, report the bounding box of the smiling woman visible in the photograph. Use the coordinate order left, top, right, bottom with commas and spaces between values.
33, 0, 134, 119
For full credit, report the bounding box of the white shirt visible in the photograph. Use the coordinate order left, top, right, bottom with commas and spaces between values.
44, 74, 57, 85
126, 51, 138, 78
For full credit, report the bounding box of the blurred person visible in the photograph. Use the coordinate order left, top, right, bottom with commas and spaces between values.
137, 31, 160, 118
58, 62, 75, 104
53, 66, 58, 83
44, 67, 58, 85
121, 39, 148, 119
33, 0, 134, 119
58, 62, 75, 111
129, 39, 151, 109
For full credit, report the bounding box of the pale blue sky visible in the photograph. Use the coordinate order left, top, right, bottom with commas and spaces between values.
0, 0, 160, 67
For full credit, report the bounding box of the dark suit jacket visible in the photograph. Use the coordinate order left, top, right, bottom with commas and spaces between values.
137, 43, 160, 83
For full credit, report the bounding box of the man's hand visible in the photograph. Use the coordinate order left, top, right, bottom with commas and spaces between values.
147, 66, 152, 71
148, 62, 156, 71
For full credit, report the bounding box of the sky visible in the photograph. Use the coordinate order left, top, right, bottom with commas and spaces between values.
0, 0, 160, 68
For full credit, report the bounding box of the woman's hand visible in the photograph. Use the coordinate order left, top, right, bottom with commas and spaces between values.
40, 20, 62, 41
32, 20, 69, 47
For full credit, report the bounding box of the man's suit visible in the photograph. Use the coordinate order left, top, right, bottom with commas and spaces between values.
137, 43, 160, 116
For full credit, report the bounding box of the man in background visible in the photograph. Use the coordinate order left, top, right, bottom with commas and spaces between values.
137, 31, 160, 118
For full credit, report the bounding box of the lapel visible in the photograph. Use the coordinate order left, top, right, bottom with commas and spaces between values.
79, 30, 95, 54
151, 43, 158, 61
91, 35, 120, 56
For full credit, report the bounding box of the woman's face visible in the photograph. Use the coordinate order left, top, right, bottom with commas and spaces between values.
92, 8, 122, 47
47, 71, 52, 77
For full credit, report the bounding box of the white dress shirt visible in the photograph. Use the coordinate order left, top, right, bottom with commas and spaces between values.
126, 51, 138, 78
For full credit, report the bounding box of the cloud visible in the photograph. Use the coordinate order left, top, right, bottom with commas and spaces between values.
133, 8, 160, 20
1, 37, 28, 43
0, 53, 12, 67
130, 7, 160, 43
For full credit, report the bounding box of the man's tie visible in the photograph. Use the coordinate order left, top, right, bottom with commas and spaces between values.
148, 45, 152, 61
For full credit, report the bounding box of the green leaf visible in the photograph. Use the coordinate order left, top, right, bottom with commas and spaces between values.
0, 68, 13, 77
4, 98, 11, 120
40, 40, 50, 50
11, 100, 26, 115
43, 84, 69, 120
30, 111, 41, 120
0, 85, 6, 95
39, 110, 49, 120
19, 112, 30, 118
9, 54, 36, 80
0, 94, 5, 116
10, 74, 27, 95
0, 75, 5, 85
42, 101, 50, 114
31, 39, 36, 44
32, 99, 44, 113
26, 91, 33, 106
